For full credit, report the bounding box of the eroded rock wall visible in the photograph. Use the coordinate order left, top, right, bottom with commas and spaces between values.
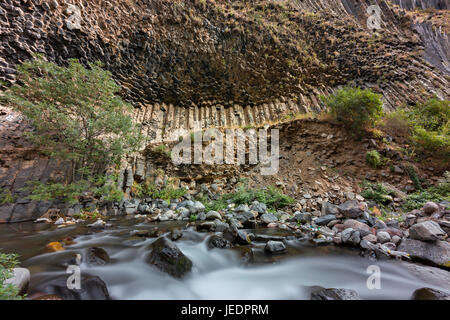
0, 0, 449, 222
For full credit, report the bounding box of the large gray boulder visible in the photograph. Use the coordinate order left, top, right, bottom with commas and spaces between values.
146, 237, 193, 278
338, 200, 363, 218
409, 221, 447, 241
398, 239, 450, 268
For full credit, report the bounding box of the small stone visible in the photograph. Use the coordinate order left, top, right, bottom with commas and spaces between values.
260, 213, 278, 224
206, 211, 222, 220
54, 217, 65, 225
314, 215, 336, 226
46, 242, 64, 252
362, 234, 377, 243
423, 202, 439, 215
264, 241, 286, 254
311, 288, 362, 300
377, 231, 391, 244
391, 235, 401, 245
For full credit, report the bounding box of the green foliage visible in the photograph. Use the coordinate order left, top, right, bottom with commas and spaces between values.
152, 186, 187, 201
0, 189, 15, 205
73, 209, 103, 221
406, 166, 423, 191
199, 185, 294, 212
321, 87, 383, 135
361, 181, 395, 205
131, 179, 186, 201
189, 214, 198, 222
0, 252, 24, 300
23, 180, 90, 204
153, 144, 171, 158
365, 150, 384, 168
382, 98, 449, 159
2, 55, 142, 177
402, 171, 450, 211
408, 98, 449, 132
23, 172, 123, 204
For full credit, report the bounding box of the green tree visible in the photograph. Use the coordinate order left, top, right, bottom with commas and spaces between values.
2, 55, 142, 180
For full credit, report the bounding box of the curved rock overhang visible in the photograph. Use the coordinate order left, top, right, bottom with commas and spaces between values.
0, 0, 448, 144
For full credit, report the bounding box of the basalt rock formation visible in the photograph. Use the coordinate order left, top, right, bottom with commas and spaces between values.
0, 0, 449, 223
0, 0, 448, 142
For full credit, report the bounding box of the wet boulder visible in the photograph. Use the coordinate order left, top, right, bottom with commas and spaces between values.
223, 227, 251, 245
146, 237, 193, 278
86, 247, 110, 266
410, 288, 450, 300
34, 276, 110, 300
207, 235, 233, 249
235, 211, 255, 227
170, 229, 183, 241
310, 287, 362, 300
264, 240, 286, 254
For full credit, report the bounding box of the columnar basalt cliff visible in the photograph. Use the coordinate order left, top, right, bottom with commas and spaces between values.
0, 0, 449, 222
0, 0, 448, 140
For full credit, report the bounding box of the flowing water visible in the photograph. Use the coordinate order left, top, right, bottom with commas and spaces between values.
1, 217, 449, 300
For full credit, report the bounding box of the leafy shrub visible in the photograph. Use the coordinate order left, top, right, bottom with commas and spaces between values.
0, 252, 24, 300
0, 189, 15, 205
380, 98, 449, 159
132, 179, 186, 201
199, 185, 294, 212
22, 180, 90, 204
402, 171, 450, 211
408, 98, 449, 132
365, 150, 383, 168
321, 87, 383, 135
361, 182, 395, 205
406, 166, 423, 191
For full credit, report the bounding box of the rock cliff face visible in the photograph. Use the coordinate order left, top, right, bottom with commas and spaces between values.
0, 0, 448, 141
0, 0, 449, 222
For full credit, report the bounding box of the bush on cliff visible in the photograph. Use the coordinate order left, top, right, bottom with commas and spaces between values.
321, 87, 383, 135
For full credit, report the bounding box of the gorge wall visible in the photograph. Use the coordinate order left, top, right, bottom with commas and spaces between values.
0, 0, 449, 222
